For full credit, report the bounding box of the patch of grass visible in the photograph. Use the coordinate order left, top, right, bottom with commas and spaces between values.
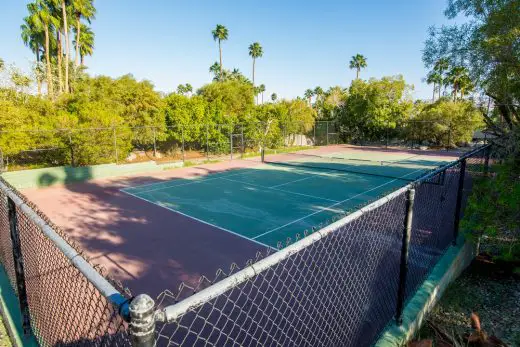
0, 314, 11, 347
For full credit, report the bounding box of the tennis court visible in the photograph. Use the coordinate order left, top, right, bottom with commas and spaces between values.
121, 148, 453, 249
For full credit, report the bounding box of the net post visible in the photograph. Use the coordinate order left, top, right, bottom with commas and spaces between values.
7, 197, 32, 335
395, 187, 415, 325
129, 294, 156, 347
453, 159, 467, 245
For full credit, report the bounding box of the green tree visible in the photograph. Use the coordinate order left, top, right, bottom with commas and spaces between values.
212, 24, 228, 80
21, 14, 44, 94
198, 79, 254, 118
271, 93, 277, 102
185, 83, 193, 95
426, 71, 442, 101
259, 84, 266, 104
445, 66, 470, 100
313, 86, 324, 104
248, 42, 263, 87
434, 58, 449, 98
209, 61, 220, 80
71, 0, 96, 67
349, 54, 367, 79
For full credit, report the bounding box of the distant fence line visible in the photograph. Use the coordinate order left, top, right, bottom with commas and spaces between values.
0, 119, 480, 171
0, 145, 491, 346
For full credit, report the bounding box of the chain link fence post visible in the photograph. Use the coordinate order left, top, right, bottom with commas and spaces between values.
206, 124, 209, 161
113, 126, 118, 164
241, 125, 245, 158
153, 127, 157, 158
181, 125, 185, 163
453, 158, 467, 245
129, 294, 156, 347
230, 124, 233, 160
7, 197, 31, 335
395, 187, 415, 325
326, 121, 329, 146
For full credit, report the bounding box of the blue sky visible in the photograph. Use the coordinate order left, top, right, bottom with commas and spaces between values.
2, 0, 460, 100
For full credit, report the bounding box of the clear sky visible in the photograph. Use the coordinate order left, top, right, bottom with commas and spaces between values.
1, 0, 460, 100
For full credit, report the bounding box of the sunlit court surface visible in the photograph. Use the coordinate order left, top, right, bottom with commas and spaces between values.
22, 144, 458, 297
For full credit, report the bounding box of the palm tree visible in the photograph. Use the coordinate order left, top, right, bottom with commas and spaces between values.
426, 71, 442, 102
209, 61, 220, 80
211, 24, 228, 80
349, 54, 367, 79
434, 58, 450, 99
271, 93, 277, 102
71, 0, 95, 67
446, 66, 469, 100
72, 24, 94, 65
60, 0, 70, 93
21, 15, 44, 94
248, 42, 263, 86
29, 0, 59, 98
259, 84, 266, 104
304, 89, 314, 105
0, 58, 4, 71
314, 86, 324, 103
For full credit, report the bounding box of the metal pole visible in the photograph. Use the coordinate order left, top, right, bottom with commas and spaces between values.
206, 124, 209, 161
453, 159, 467, 245
113, 127, 118, 164
129, 294, 155, 347
68, 132, 74, 167
447, 125, 452, 152
313, 123, 316, 146
386, 121, 389, 149
241, 125, 244, 158
181, 125, 185, 163
484, 146, 490, 174
7, 197, 32, 335
153, 127, 157, 158
395, 188, 415, 325
230, 125, 233, 160
326, 121, 329, 146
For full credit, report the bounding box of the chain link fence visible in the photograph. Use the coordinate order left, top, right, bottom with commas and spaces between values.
0, 143, 490, 346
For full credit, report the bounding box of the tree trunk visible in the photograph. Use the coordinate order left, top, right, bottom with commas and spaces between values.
432, 82, 436, 102
57, 31, 63, 94
44, 26, 53, 98
252, 58, 255, 86
75, 15, 81, 66
81, 54, 84, 66
356, 68, 359, 79
62, 1, 69, 93
36, 49, 41, 96
262, 92, 264, 104
219, 40, 223, 80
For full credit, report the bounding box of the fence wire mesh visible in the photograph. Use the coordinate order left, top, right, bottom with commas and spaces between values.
153, 145, 490, 347
0, 177, 132, 346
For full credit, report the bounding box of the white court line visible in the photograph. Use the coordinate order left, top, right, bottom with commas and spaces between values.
121, 189, 276, 251
123, 169, 255, 195
218, 177, 339, 203
252, 165, 430, 241
270, 175, 317, 188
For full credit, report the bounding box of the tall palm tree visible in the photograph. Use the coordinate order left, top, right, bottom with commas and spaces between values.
259, 84, 266, 104
29, 0, 59, 98
212, 24, 228, 80
304, 89, 314, 105
71, 0, 95, 67
434, 58, 450, 99
349, 54, 367, 79
21, 15, 44, 94
0, 58, 4, 71
72, 23, 94, 65
446, 66, 469, 100
314, 86, 324, 103
426, 71, 442, 102
248, 42, 263, 86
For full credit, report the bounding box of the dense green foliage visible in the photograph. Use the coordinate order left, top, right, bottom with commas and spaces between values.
462, 162, 520, 261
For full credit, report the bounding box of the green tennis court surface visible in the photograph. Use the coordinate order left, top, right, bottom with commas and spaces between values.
121, 151, 452, 249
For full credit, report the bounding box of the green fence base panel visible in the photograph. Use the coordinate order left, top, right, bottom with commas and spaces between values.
0, 266, 38, 347
375, 237, 476, 346
1, 160, 185, 190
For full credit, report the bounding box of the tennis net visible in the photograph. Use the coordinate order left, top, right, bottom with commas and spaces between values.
261, 150, 446, 182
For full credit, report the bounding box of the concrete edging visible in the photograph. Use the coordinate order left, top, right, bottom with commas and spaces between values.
375, 238, 477, 346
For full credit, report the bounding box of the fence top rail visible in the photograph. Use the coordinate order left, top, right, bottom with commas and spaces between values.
155, 144, 490, 324
0, 178, 131, 321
